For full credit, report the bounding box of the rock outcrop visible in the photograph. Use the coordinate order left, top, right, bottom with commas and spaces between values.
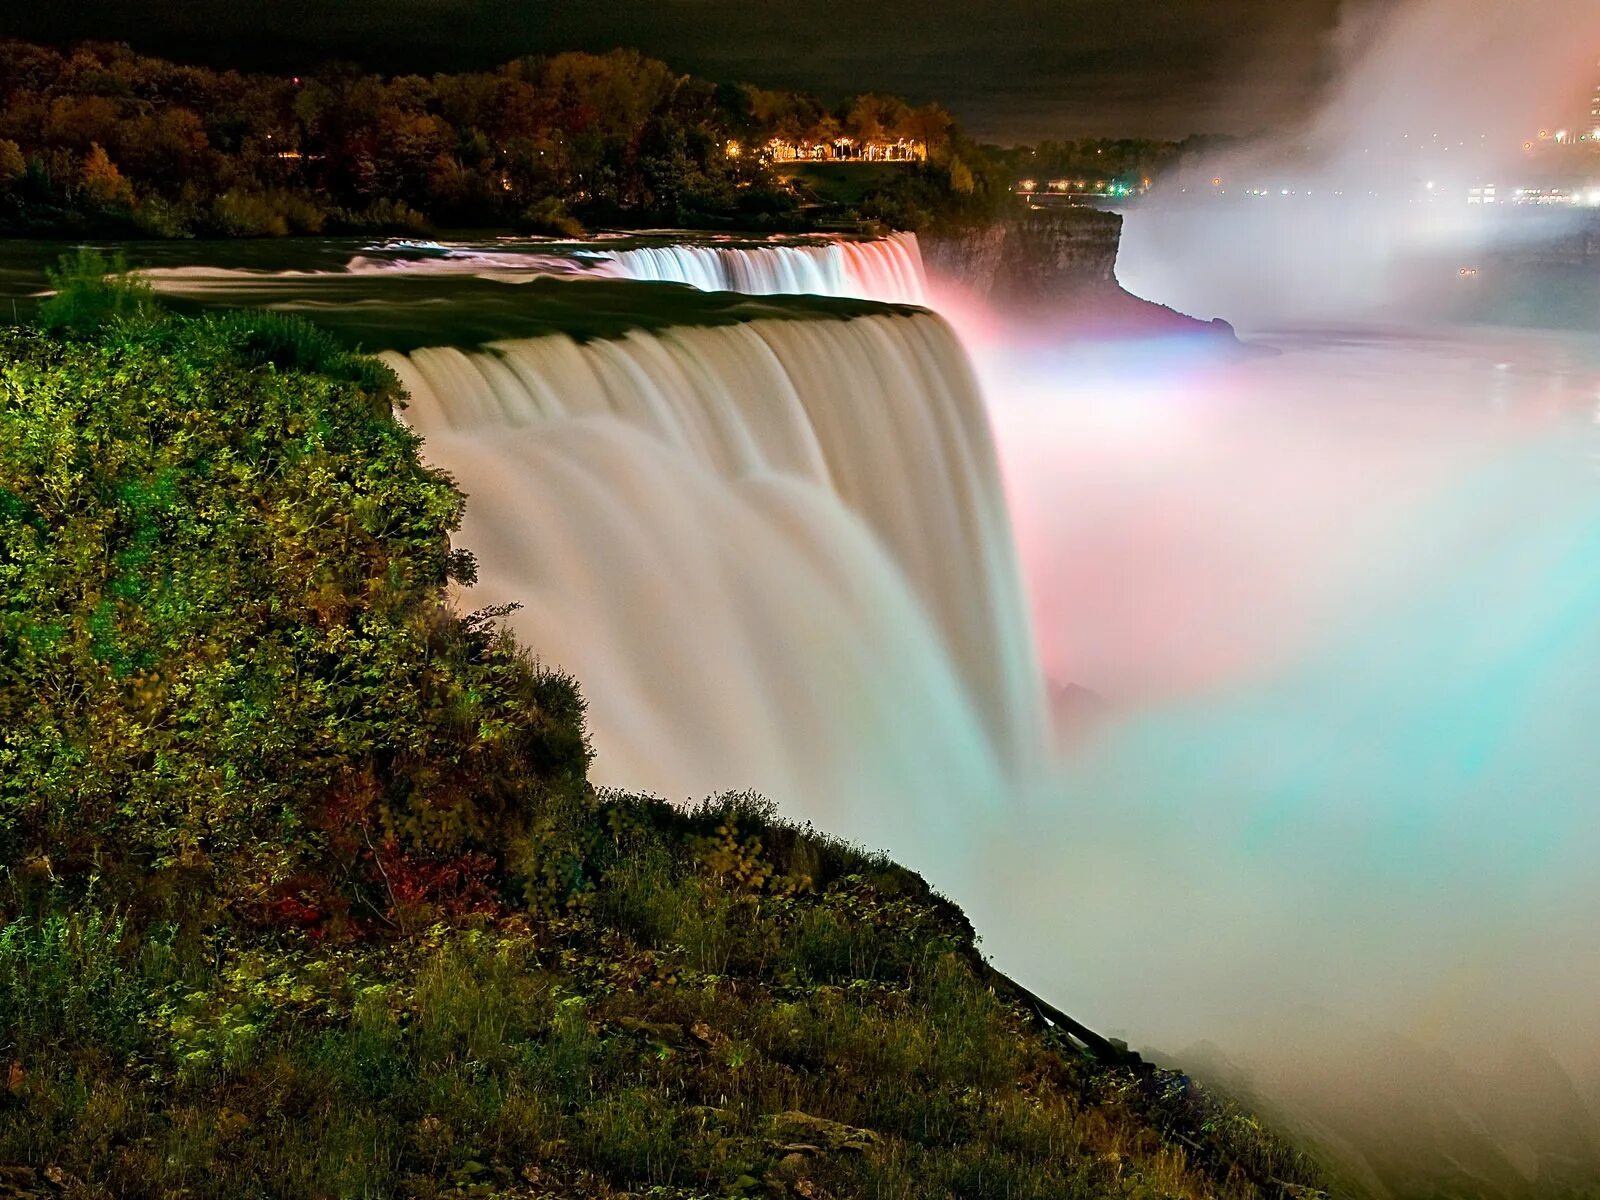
922, 206, 1123, 303
923, 206, 1240, 345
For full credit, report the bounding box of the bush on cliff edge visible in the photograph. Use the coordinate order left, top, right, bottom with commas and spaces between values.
1, 297, 592, 930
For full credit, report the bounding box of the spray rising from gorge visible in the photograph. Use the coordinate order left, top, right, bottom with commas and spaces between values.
1118, 0, 1600, 328
358, 228, 1600, 1053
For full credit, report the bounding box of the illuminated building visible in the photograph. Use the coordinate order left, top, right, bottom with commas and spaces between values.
764, 137, 927, 164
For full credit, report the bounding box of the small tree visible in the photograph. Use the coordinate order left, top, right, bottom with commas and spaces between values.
37, 248, 158, 337
80, 143, 132, 208
949, 156, 976, 196
0, 139, 24, 189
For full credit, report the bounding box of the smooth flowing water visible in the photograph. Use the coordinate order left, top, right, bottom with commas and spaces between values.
382, 309, 1041, 866
601, 232, 928, 305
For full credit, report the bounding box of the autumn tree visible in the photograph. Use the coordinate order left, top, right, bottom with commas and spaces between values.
80, 142, 132, 207
0, 139, 24, 189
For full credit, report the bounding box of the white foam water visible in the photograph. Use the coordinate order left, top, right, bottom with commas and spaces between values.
383, 311, 1043, 858
600, 233, 927, 305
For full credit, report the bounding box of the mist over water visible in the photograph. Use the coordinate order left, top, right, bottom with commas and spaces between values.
377, 223, 1600, 1120
967, 330, 1600, 1079
363, 209, 1600, 1133
987, 0, 1600, 1158
1118, 0, 1600, 328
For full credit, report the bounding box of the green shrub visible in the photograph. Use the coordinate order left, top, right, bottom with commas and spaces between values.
196, 309, 399, 397
516, 196, 586, 238
208, 189, 327, 237
0, 319, 590, 924
131, 193, 198, 238
348, 198, 431, 235
35, 247, 160, 337
210, 189, 290, 236
0, 910, 162, 1058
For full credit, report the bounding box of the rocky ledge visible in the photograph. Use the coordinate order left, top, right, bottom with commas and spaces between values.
923, 206, 1240, 345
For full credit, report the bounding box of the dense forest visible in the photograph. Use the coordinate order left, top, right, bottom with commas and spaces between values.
0, 39, 1205, 238
0, 40, 995, 236
990, 136, 1236, 192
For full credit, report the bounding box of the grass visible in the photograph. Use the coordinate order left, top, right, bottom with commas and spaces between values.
155, 273, 923, 354
780, 163, 917, 208
0, 793, 1332, 1200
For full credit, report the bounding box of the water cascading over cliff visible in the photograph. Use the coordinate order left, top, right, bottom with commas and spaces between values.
383, 310, 1043, 853
601, 233, 927, 305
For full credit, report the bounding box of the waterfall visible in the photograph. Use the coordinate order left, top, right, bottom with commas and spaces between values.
137, 232, 930, 303
383, 311, 1043, 843
601, 233, 928, 305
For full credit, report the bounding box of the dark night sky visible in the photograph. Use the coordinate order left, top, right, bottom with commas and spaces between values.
1, 0, 1352, 141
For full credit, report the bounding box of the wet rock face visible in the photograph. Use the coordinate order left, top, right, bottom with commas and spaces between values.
922, 207, 1242, 345
922, 207, 1124, 304
920, 222, 1008, 295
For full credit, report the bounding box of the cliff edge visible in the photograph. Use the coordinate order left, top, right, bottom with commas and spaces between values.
923, 206, 1241, 344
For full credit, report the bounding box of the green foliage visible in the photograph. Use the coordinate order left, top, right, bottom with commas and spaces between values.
346, 197, 431, 236
516, 196, 586, 239
130, 193, 198, 238
198, 308, 399, 396
855, 162, 1008, 232
0, 315, 591, 925
0, 910, 164, 1059
0, 39, 995, 236
35, 247, 159, 337
210, 189, 326, 237
0, 788, 1329, 1199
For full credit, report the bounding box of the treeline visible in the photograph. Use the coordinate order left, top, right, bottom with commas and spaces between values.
0, 39, 998, 237
989, 136, 1242, 191
744, 86, 955, 153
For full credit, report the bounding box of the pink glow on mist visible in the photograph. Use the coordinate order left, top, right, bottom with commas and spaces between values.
932, 288, 1592, 707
